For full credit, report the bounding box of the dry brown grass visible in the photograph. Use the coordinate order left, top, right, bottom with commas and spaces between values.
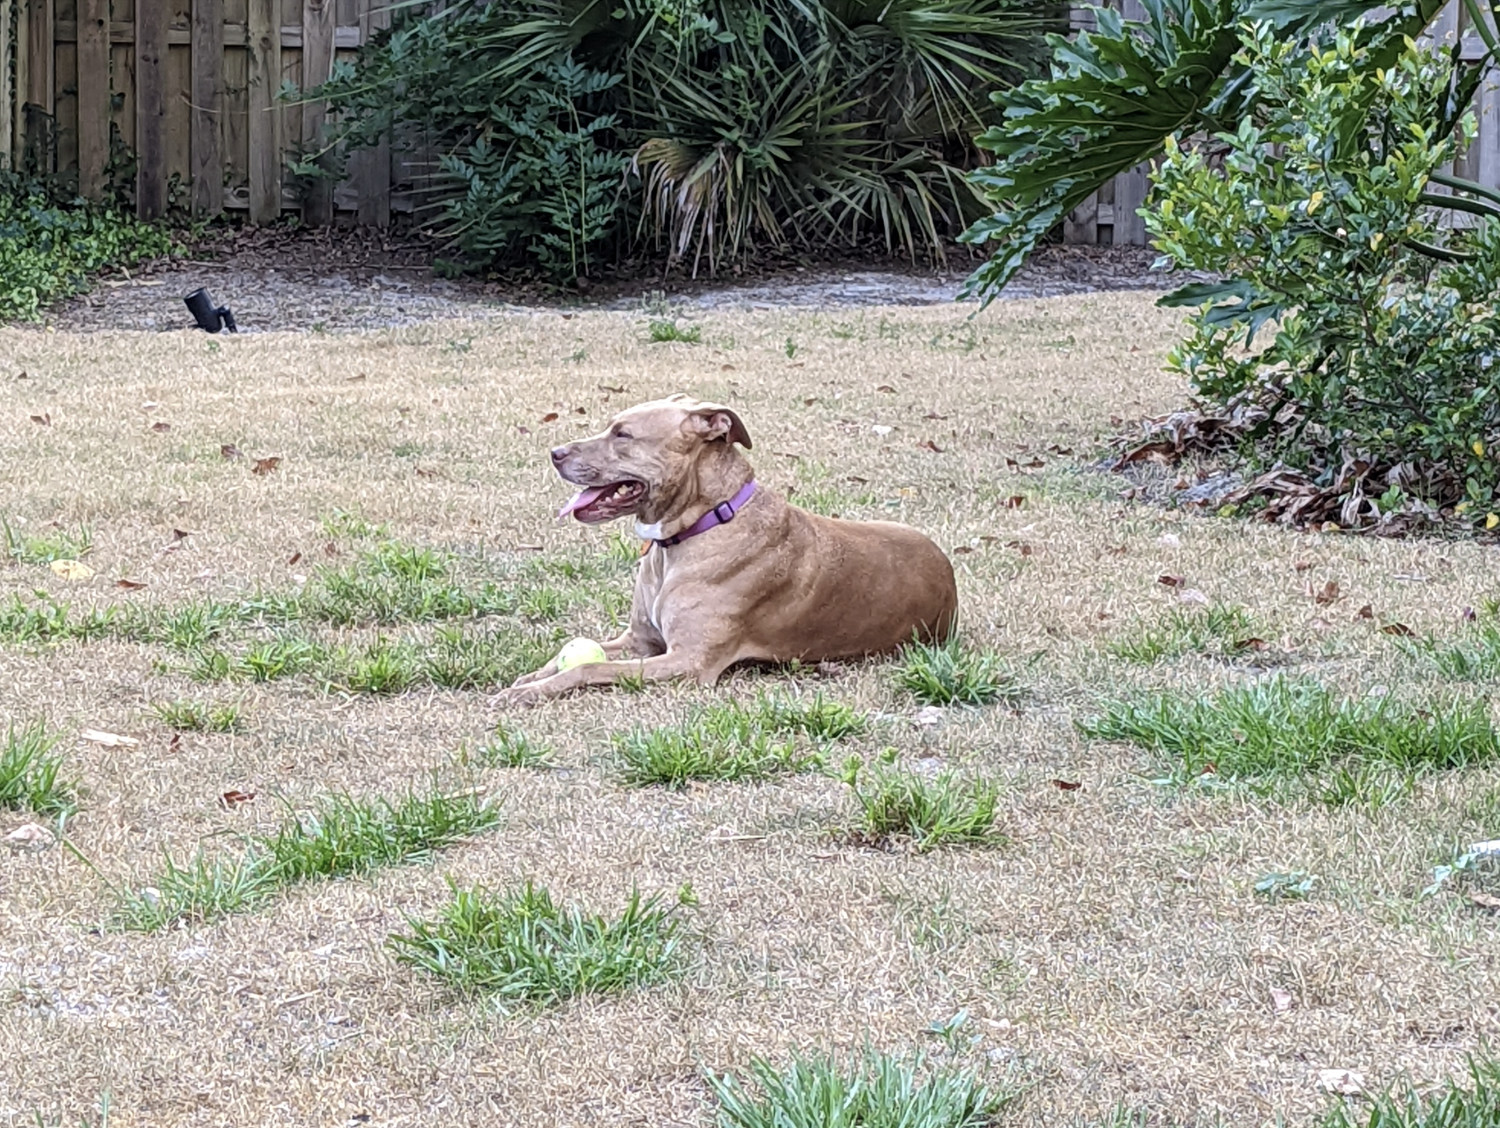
1, 293, 1497, 1127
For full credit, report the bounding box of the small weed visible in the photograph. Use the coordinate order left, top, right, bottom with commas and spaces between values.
327, 637, 417, 694
1080, 679, 1500, 794
1108, 604, 1263, 664
238, 636, 324, 682
304, 541, 512, 626
710, 1048, 1012, 1128
388, 881, 683, 1003
151, 700, 244, 733
1322, 1058, 1500, 1128
3, 519, 92, 565
784, 336, 798, 358
0, 722, 76, 815
321, 509, 387, 541
844, 762, 1004, 852
648, 318, 701, 344
418, 624, 564, 690
1253, 871, 1317, 900
474, 725, 553, 769
896, 637, 1023, 707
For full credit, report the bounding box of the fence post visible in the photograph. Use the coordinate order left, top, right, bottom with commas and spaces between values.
191, 0, 224, 218
1, 0, 12, 168
355, 0, 391, 227
301, 0, 335, 225
248, 0, 281, 223
22, 0, 51, 172
75, 0, 108, 200
136, 0, 168, 218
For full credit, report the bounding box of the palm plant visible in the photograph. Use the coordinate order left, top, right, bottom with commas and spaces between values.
310, 0, 1063, 276
960, 0, 1499, 301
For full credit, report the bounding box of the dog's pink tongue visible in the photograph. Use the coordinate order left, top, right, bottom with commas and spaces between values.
558, 486, 606, 519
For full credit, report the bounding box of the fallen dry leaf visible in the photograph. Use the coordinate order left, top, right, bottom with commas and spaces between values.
50, 559, 94, 581
30, 412, 50, 426
287, 552, 303, 566
917, 440, 944, 453
953, 546, 974, 555
1003, 496, 1026, 509
1462, 606, 1477, 621
167, 732, 181, 755
1317, 1069, 1365, 1096
5, 823, 55, 853
1294, 561, 1313, 572
150, 421, 171, 433
1468, 891, 1500, 911
252, 456, 282, 475
79, 728, 139, 748
1355, 604, 1374, 620
115, 578, 147, 591
1270, 987, 1295, 1013
346, 372, 367, 382
1380, 622, 1415, 637
220, 443, 242, 460
1050, 779, 1082, 791
1312, 580, 1340, 605
171, 528, 193, 542
540, 412, 559, 423
219, 790, 257, 810
598, 383, 626, 394
1234, 637, 1270, 652
1158, 574, 1186, 588
876, 384, 896, 393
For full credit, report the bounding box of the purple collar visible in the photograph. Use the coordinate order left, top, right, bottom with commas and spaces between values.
654, 481, 758, 547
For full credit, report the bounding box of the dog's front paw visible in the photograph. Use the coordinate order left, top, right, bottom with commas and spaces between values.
491, 683, 544, 708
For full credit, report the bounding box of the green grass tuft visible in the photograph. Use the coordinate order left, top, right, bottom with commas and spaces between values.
117, 784, 499, 931
474, 725, 553, 769
1108, 603, 1262, 664
1322, 1059, 1500, 1128
710, 1048, 1012, 1128
3, 519, 92, 565
258, 788, 499, 885
388, 881, 684, 1002
151, 699, 245, 733
613, 694, 863, 788
1080, 678, 1500, 797
895, 637, 1023, 707
845, 764, 1004, 852
1408, 618, 1500, 680
0, 593, 115, 644
647, 318, 702, 344
0, 722, 76, 815
114, 851, 277, 932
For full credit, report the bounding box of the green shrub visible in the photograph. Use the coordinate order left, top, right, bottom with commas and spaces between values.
1147, 29, 1500, 528
310, 0, 1059, 281
0, 187, 174, 321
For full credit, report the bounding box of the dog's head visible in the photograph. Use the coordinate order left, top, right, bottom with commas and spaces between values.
550, 394, 752, 527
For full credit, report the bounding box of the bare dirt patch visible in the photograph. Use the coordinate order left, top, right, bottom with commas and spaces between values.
0, 293, 1496, 1128
37, 224, 1185, 333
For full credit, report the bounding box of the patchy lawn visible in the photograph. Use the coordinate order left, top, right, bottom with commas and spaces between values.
0, 293, 1497, 1127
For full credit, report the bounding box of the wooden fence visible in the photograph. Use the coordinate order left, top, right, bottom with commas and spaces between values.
0, 0, 405, 223
0, 0, 1496, 240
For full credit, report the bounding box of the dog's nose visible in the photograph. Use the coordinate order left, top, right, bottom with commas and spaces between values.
550, 445, 571, 465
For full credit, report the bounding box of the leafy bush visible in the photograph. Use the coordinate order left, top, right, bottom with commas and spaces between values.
311, 0, 1060, 281
1146, 28, 1500, 529
0, 185, 173, 321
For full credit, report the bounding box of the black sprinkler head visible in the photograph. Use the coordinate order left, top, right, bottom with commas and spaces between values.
184, 287, 238, 334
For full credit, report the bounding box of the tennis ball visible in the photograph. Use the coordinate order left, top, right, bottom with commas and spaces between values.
555, 637, 607, 672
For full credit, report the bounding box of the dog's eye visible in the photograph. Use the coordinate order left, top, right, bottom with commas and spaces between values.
613, 428, 632, 441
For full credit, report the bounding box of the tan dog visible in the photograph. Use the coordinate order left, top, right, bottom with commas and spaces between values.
498, 394, 958, 704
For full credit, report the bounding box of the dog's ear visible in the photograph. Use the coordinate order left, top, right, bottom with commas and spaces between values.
685, 402, 753, 450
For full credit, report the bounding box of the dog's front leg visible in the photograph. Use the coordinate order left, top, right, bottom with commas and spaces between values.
495, 647, 726, 706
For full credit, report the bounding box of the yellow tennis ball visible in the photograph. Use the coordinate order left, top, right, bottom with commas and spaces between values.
555, 637, 607, 671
